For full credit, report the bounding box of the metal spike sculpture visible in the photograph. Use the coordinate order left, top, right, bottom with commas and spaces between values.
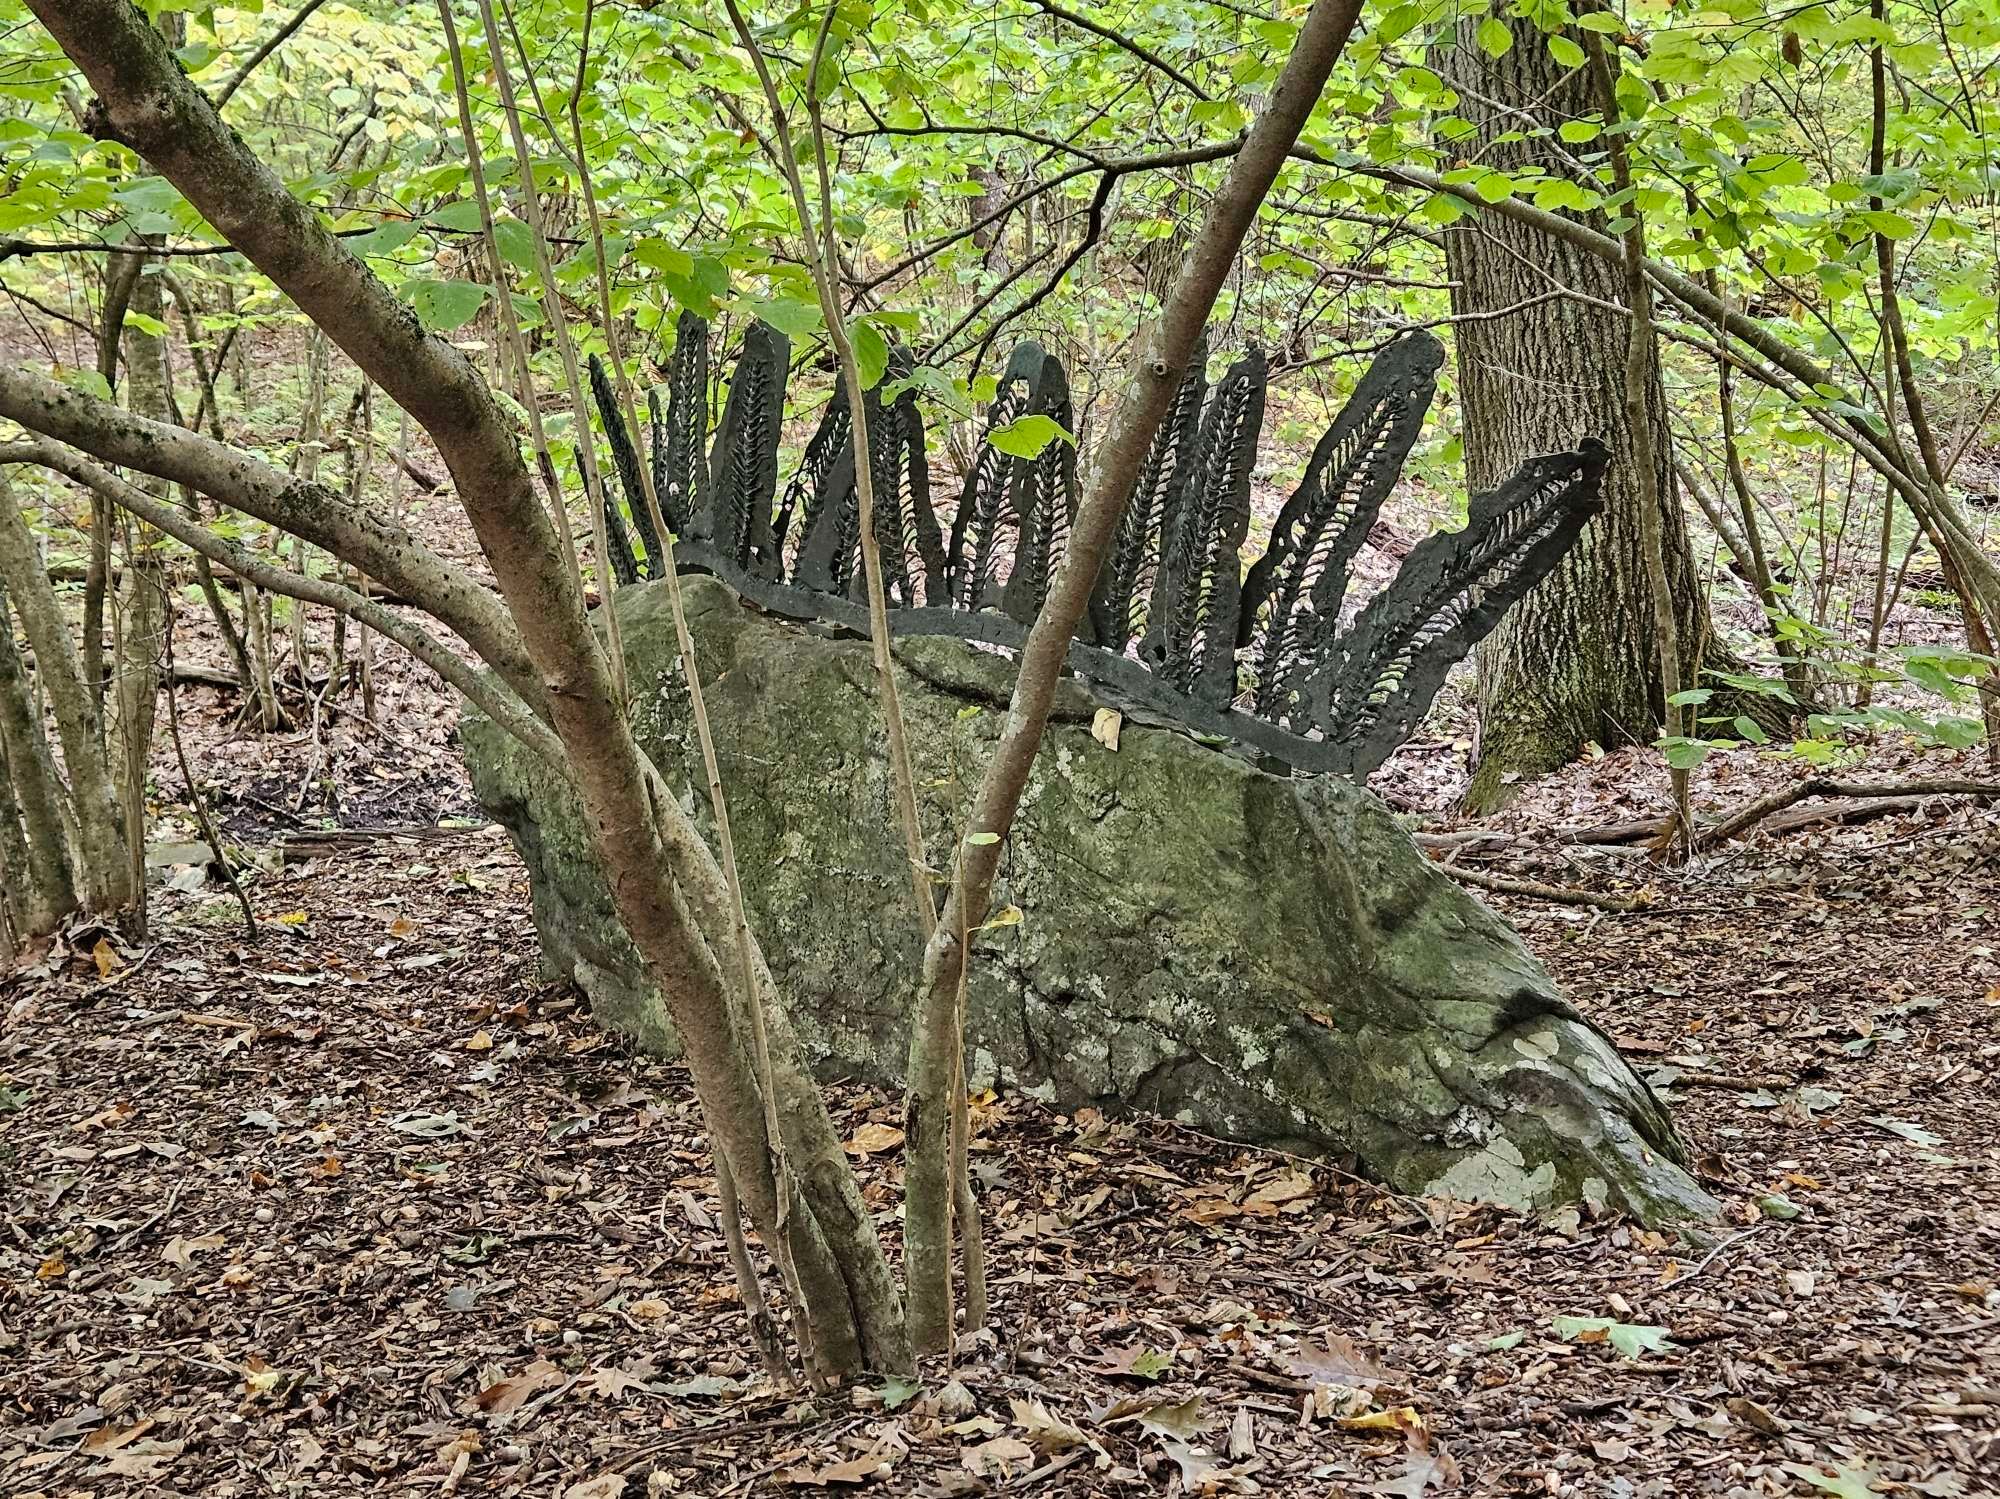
1141, 349, 1265, 708
594, 319, 1607, 779
792, 348, 946, 606
1088, 335, 1206, 652
1237, 331, 1444, 727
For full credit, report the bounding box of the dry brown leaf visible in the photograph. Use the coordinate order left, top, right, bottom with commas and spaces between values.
1726, 1397, 1789, 1436
1242, 1169, 1317, 1215
563, 1475, 628, 1499
1227, 1407, 1256, 1461
1287, 1333, 1388, 1388
96, 1438, 183, 1479
960, 1435, 1034, 1477
80, 1419, 154, 1456
472, 1360, 566, 1416
844, 1122, 906, 1156
35, 1252, 66, 1280
782, 1452, 894, 1486
163, 1232, 226, 1269
1009, 1395, 1091, 1451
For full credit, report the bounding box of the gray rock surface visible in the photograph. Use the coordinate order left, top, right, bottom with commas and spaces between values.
463, 574, 1714, 1222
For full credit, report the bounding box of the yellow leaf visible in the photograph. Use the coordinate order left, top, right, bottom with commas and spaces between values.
37, 1252, 66, 1280
627, 1298, 671, 1322
92, 937, 123, 979
465, 1030, 494, 1051
1337, 1406, 1424, 1434
980, 905, 1023, 932
242, 1357, 282, 1396
1091, 707, 1122, 752
845, 1122, 907, 1156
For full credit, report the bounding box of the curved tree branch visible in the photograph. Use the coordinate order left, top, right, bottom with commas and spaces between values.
1020, 0, 1213, 101
214, 0, 334, 110
0, 362, 542, 706
0, 438, 560, 765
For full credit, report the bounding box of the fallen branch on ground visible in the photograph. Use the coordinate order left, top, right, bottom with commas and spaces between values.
1691, 776, 2000, 849
1432, 857, 1649, 913
1420, 776, 2000, 854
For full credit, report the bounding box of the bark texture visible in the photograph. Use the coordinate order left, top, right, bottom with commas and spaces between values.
466, 577, 1717, 1225
1434, 20, 1712, 810
0, 468, 132, 914
0, 577, 76, 935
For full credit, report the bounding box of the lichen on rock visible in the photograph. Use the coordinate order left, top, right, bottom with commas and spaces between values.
463, 573, 1716, 1224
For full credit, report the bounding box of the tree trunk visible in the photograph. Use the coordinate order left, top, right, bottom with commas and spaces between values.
1434, 19, 1712, 811
113, 259, 172, 933
0, 468, 132, 914
0, 577, 77, 935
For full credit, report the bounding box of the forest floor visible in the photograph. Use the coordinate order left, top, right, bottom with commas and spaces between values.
4, 370, 1999, 1495
4, 654, 1998, 1497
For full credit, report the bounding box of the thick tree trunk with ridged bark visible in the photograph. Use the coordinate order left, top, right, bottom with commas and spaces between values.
1435, 20, 1713, 812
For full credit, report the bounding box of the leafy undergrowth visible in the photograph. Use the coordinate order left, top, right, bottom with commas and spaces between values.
5, 801, 1997, 1499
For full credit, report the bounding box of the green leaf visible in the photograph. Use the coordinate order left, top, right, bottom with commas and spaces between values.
492, 218, 537, 272
345, 220, 420, 257
1666, 688, 1712, 706
1733, 716, 1770, 744
1546, 35, 1586, 69
1576, 11, 1626, 31
1781, 1462, 1880, 1499
743, 297, 821, 339
1758, 1194, 1802, 1220
407, 279, 489, 333
663, 255, 729, 319
1557, 119, 1601, 144
1864, 1115, 1943, 1148
1659, 736, 1713, 771
429, 198, 486, 232
123, 311, 169, 337
877, 1375, 921, 1410
987, 413, 1074, 459
1476, 16, 1513, 56
852, 317, 890, 390
635, 239, 694, 278
1551, 1315, 1675, 1360
964, 831, 1001, 846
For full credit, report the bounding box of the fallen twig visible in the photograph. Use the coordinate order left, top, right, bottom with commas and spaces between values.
1435, 859, 1649, 913
1659, 1222, 1770, 1290
1693, 775, 2000, 849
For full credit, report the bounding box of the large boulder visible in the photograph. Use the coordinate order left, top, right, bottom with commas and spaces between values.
463, 575, 1714, 1222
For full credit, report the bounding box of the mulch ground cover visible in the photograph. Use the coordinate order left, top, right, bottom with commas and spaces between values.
5, 754, 1996, 1497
